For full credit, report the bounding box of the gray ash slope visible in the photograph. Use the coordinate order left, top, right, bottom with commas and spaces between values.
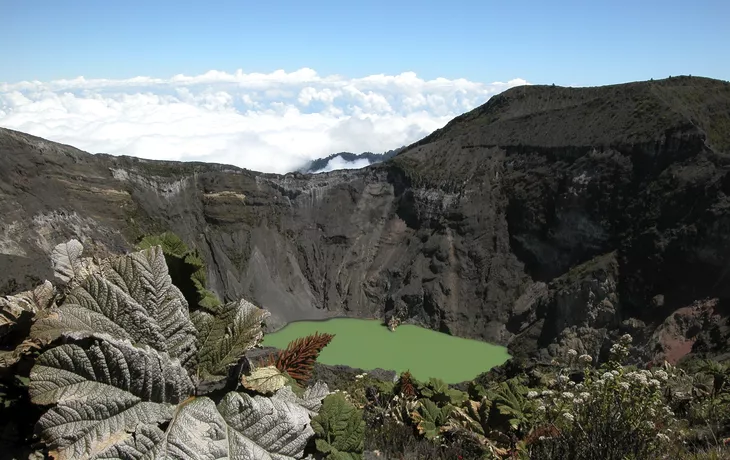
2, 75, 730, 364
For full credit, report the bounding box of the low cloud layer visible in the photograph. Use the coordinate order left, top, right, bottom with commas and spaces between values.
313, 156, 374, 173
0, 69, 528, 174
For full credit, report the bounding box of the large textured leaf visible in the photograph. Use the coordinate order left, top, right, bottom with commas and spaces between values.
51, 239, 98, 287
446, 397, 490, 436
445, 398, 509, 457
31, 275, 165, 348
39, 398, 173, 460
0, 280, 55, 337
29, 339, 193, 460
32, 246, 198, 371
241, 366, 288, 395
51, 239, 85, 285
420, 378, 467, 405
489, 379, 530, 431
311, 393, 365, 460
411, 398, 453, 440
92, 425, 165, 460
273, 381, 330, 416
102, 246, 198, 368
194, 298, 269, 381
0, 339, 42, 369
421, 378, 449, 397
155, 391, 316, 459
0, 281, 55, 369
30, 339, 193, 405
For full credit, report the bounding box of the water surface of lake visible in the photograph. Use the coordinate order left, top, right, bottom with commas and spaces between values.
262, 318, 510, 383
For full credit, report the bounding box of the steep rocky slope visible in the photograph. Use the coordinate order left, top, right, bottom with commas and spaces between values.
1, 75, 729, 364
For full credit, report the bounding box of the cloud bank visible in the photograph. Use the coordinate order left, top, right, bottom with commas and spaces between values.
0, 69, 528, 174
313, 155, 374, 174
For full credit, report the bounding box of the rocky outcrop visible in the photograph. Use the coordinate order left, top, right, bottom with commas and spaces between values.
1, 76, 730, 362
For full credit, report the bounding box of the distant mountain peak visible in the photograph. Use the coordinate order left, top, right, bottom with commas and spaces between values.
298, 147, 405, 174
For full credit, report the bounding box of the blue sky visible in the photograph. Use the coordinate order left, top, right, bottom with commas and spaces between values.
3, 0, 728, 86
1, 0, 728, 173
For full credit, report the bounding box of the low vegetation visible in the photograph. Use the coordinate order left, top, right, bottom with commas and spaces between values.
327, 336, 730, 459
0, 238, 356, 459
3, 232, 730, 459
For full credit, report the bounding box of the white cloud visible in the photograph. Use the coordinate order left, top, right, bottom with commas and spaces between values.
314, 156, 374, 173
0, 69, 528, 174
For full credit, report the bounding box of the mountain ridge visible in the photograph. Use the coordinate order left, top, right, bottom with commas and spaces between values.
2, 75, 730, 365
298, 148, 405, 173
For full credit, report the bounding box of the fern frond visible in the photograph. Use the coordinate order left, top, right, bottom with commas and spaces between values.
265, 332, 335, 385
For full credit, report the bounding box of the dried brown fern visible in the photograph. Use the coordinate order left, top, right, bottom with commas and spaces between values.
264, 332, 335, 385
396, 370, 417, 398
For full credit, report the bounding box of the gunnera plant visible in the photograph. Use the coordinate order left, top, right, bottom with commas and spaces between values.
311, 392, 366, 459
137, 231, 221, 311
0, 239, 332, 459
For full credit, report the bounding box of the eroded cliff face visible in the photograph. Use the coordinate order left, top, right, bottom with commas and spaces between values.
2, 76, 730, 362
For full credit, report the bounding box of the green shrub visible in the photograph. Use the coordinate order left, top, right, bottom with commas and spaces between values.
412, 398, 455, 441
420, 377, 469, 406
311, 392, 366, 459
487, 377, 535, 433
525, 335, 677, 460
675, 359, 730, 451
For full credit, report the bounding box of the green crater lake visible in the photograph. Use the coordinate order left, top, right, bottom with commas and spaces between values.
262, 318, 511, 384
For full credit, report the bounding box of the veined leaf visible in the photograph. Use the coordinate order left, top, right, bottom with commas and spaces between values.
92, 424, 164, 460
488, 378, 531, 431
155, 391, 317, 459
273, 380, 330, 416
32, 275, 165, 348
0, 280, 55, 337
411, 398, 453, 440
30, 339, 193, 405
420, 377, 467, 406
422, 378, 449, 396
51, 239, 101, 289
51, 239, 86, 285
311, 393, 365, 460
102, 246, 198, 369
31, 246, 198, 371
29, 339, 193, 460
137, 232, 222, 313
0, 280, 56, 369
445, 397, 510, 457
241, 366, 288, 395
194, 298, 269, 381
446, 397, 490, 436
41, 397, 172, 460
